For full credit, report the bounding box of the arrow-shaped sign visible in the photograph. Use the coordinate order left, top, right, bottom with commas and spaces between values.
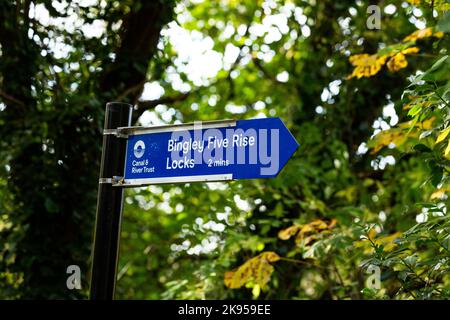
117, 118, 299, 186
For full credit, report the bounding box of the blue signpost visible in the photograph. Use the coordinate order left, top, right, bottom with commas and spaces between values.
90, 103, 299, 300
116, 117, 299, 186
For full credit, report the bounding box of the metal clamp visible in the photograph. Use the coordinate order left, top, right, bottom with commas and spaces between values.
99, 176, 125, 185
103, 129, 128, 139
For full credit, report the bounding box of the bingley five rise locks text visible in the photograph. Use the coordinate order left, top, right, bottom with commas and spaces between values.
166, 127, 279, 175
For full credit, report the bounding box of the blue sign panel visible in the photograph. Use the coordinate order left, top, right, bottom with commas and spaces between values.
120, 118, 299, 186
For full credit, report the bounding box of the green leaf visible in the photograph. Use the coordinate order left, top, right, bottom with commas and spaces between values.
361, 287, 377, 298
404, 255, 418, 268
413, 144, 431, 153
44, 198, 59, 213
423, 55, 449, 78
437, 11, 450, 33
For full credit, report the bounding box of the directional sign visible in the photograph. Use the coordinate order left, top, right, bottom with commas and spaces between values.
117, 118, 299, 186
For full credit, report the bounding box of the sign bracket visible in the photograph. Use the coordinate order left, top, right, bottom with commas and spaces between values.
103, 128, 129, 139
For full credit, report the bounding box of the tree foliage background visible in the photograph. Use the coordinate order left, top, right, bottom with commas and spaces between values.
0, 0, 449, 299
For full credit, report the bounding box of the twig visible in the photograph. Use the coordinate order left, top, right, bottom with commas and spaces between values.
116, 79, 147, 102
433, 87, 449, 108
137, 92, 191, 110
332, 262, 345, 287
279, 257, 325, 269
400, 257, 427, 286
0, 89, 26, 108
252, 56, 285, 84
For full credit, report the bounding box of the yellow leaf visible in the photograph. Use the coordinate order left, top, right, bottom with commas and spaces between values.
336, 186, 357, 202
224, 271, 241, 289
278, 225, 300, 240
261, 251, 281, 263
430, 185, 450, 200
403, 102, 413, 110
279, 219, 337, 247
328, 219, 337, 229
376, 232, 402, 252
430, 189, 445, 200
436, 127, 450, 144
252, 284, 261, 298
310, 219, 329, 230
368, 228, 377, 242
255, 259, 274, 288
403, 27, 433, 42
386, 47, 419, 73
406, 0, 449, 11
224, 251, 280, 289
348, 54, 387, 79
295, 219, 337, 244
370, 129, 406, 153
401, 46, 420, 55
384, 243, 397, 252
396, 116, 434, 129
403, 27, 445, 42
421, 117, 436, 129
355, 230, 401, 254
445, 140, 450, 157
387, 53, 408, 72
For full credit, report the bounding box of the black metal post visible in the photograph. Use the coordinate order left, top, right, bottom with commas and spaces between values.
90, 102, 132, 300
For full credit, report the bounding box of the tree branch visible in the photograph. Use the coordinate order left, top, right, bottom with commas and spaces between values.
0, 89, 26, 109
252, 56, 284, 84
225, 44, 247, 100
115, 79, 147, 102
99, 2, 175, 104
137, 92, 191, 110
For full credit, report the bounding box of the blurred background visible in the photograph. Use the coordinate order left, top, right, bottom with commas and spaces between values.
0, 0, 449, 299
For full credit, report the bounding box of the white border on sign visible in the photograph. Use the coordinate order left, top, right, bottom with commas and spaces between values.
114, 174, 233, 187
